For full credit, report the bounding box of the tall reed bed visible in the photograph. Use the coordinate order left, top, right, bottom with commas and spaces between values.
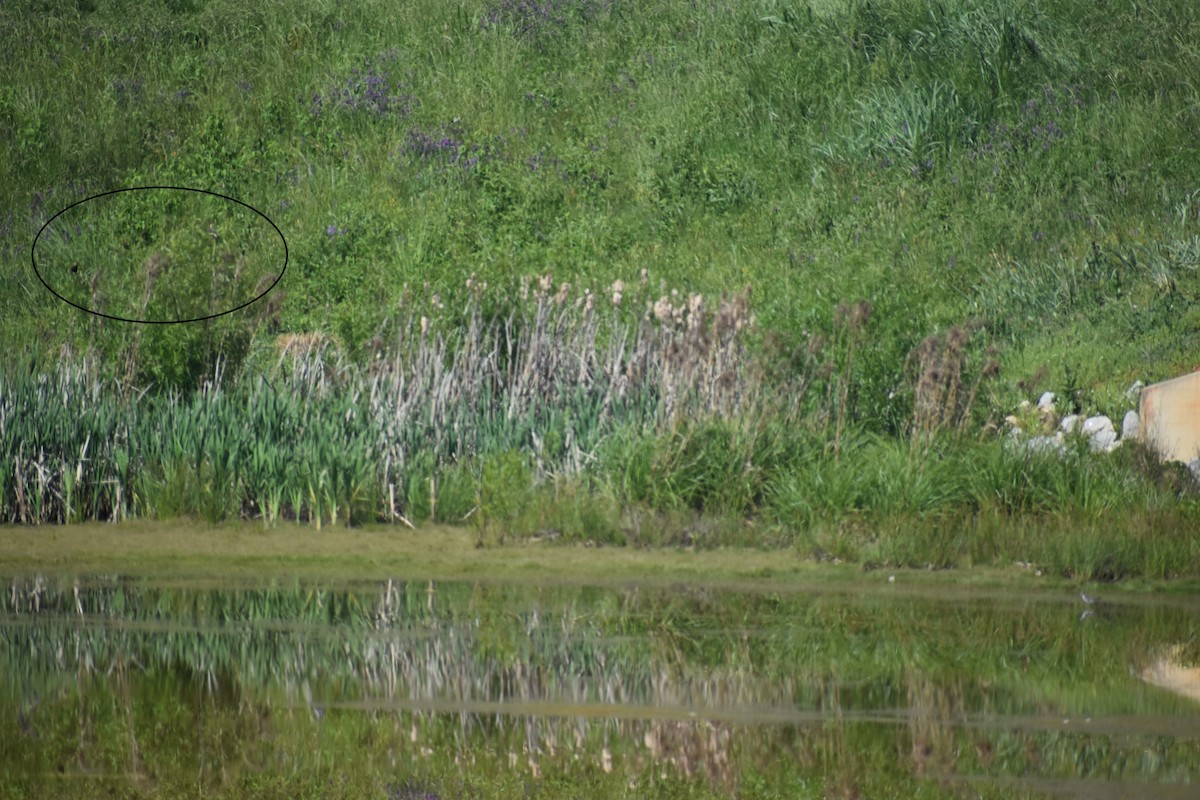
0, 354, 377, 527
0, 275, 775, 527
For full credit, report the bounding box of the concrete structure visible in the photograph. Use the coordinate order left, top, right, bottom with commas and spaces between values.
1139, 371, 1200, 463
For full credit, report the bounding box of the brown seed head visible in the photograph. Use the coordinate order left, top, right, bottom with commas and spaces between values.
852, 300, 873, 330
145, 252, 168, 279
834, 301, 851, 327
916, 334, 940, 362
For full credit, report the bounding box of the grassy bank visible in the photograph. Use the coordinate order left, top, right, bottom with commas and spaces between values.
4, 517, 1200, 595
3, 280, 1200, 582
4, 0, 1200, 581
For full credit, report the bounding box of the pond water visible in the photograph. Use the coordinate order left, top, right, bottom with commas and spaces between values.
2, 573, 1198, 799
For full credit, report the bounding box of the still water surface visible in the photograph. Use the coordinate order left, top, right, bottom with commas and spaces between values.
2, 574, 1198, 798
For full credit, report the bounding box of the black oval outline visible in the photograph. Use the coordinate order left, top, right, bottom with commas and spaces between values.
31, 186, 288, 325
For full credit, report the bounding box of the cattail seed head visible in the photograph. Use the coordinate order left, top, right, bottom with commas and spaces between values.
851, 300, 873, 330
145, 252, 168, 279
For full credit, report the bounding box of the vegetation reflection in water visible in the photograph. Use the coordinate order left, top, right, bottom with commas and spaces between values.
1, 576, 1198, 799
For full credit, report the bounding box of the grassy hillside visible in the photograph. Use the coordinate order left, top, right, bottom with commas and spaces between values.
3, 0, 1200, 561
4, 0, 1199, 394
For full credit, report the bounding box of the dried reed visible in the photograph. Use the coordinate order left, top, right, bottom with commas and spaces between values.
907, 324, 999, 439
2, 277, 998, 528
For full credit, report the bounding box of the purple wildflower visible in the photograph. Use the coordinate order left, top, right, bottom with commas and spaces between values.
110, 78, 145, 106
396, 121, 495, 175
479, 0, 612, 46
968, 83, 1075, 166
308, 51, 417, 119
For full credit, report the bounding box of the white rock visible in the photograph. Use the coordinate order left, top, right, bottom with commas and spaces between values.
1125, 380, 1145, 403
1121, 410, 1140, 441
1089, 430, 1119, 452
1082, 416, 1117, 452
1059, 414, 1081, 433
1026, 435, 1066, 455
1037, 391, 1056, 410
1018, 400, 1032, 412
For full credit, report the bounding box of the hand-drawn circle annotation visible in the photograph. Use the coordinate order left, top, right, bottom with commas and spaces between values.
32, 187, 288, 325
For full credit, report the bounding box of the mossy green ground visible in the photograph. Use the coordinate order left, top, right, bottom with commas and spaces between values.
5, 519, 1200, 599
0, 518, 924, 585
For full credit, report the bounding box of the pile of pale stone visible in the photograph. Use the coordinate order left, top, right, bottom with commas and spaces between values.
1002, 382, 1144, 457
1003, 382, 1200, 481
